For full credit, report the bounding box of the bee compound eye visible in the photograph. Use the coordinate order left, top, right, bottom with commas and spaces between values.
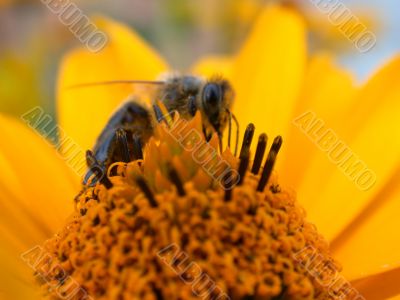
202, 83, 221, 113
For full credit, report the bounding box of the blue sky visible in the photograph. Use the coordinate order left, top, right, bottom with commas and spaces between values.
338, 0, 400, 82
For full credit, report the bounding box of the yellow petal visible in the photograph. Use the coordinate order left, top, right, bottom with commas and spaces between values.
0, 184, 48, 251
297, 57, 400, 241
331, 167, 400, 280
0, 115, 76, 300
0, 245, 40, 300
0, 146, 21, 196
57, 16, 169, 166
351, 268, 400, 300
280, 54, 356, 188
0, 114, 78, 231
191, 55, 233, 81
232, 4, 306, 142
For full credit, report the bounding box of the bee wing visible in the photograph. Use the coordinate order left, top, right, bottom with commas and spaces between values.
65, 80, 166, 105
66, 80, 165, 89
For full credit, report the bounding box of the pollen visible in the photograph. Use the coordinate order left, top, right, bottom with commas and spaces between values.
37, 112, 339, 300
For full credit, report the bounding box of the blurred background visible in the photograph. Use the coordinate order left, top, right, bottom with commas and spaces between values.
0, 0, 399, 121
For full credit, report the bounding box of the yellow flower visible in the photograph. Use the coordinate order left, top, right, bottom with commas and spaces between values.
37, 114, 339, 299
1, 3, 400, 299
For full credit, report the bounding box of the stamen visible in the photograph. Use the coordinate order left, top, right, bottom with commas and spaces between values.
257, 136, 283, 192
224, 190, 232, 202
45, 114, 335, 300
239, 123, 255, 158
270, 184, 281, 194
257, 152, 277, 192
251, 133, 267, 175
224, 172, 233, 202
224, 189, 232, 202
271, 135, 283, 154
238, 149, 250, 185
167, 167, 186, 196
152, 284, 164, 300
115, 128, 131, 163
132, 135, 143, 160
135, 176, 158, 207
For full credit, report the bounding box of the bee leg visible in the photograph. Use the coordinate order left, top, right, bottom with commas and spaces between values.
115, 128, 131, 163
105, 128, 145, 166
84, 129, 145, 187
84, 101, 152, 187
153, 104, 164, 123
226, 109, 232, 150
218, 133, 223, 154
132, 135, 143, 160
84, 150, 113, 188
202, 127, 212, 142
223, 109, 239, 156
231, 112, 240, 157
84, 150, 98, 186
84, 128, 130, 187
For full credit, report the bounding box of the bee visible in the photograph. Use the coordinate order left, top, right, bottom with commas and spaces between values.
69, 75, 239, 187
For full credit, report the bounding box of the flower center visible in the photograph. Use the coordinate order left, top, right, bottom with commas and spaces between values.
36, 112, 337, 300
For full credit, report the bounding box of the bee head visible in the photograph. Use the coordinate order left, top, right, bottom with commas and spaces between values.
200, 77, 234, 138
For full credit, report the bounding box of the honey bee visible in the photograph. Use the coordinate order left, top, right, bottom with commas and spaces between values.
70, 75, 239, 187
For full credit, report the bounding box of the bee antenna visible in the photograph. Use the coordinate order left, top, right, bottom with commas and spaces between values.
218, 132, 223, 154
65, 80, 165, 90
226, 108, 232, 151
230, 111, 240, 157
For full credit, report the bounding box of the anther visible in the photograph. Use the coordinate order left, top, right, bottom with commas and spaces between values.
251, 133, 267, 175
257, 136, 283, 192
239, 123, 255, 159
116, 128, 131, 163
271, 135, 283, 154
270, 184, 281, 194
135, 176, 158, 207
223, 170, 233, 201
257, 152, 277, 192
224, 187, 232, 202
238, 149, 250, 185
167, 167, 186, 196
